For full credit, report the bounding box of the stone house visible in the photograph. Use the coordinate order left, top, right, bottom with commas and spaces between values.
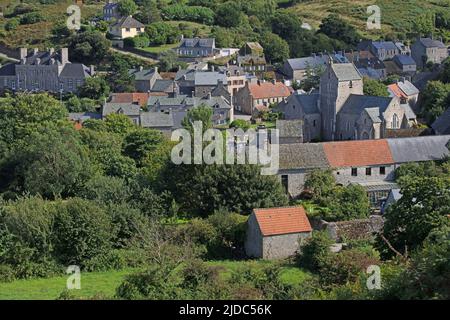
176, 37, 216, 57
234, 80, 291, 115
194, 71, 227, 98
393, 55, 417, 73
128, 66, 162, 93
0, 47, 93, 94
101, 102, 141, 125
245, 206, 312, 260
220, 65, 246, 97
387, 80, 420, 110
276, 92, 321, 142
237, 42, 267, 73
108, 16, 145, 39
108, 92, 168, 107
369, 41, 400, 61
277, 135, 450, 204
103, 1, 120, 21
345, 51, 386, 80
411, 38, 449, 69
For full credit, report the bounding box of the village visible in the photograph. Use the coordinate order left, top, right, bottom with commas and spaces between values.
0, 0, 448, 302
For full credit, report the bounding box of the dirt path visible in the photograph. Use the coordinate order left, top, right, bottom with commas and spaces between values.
110, 47, 158, 64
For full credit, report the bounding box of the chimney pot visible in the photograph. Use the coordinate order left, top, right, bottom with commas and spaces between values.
33, 48, 38, 55
19, 48, 27, 60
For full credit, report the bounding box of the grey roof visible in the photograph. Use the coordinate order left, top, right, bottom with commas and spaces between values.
104, 2, 118, 9
171, 110, 188, 129
129, 68, 157, 81
194, 71, 226, 86
148, 95, 194, 108
332, 63, 362, 81
276, 120, 303, 138
393, 54, 416, 66
102, 103, 141, 117
401, 103, 417, 120
340, 95, 393, 116
286, 56, 327, 71
279, 143, 329, 170
372, 41, 398, 51
388, 189, 402, 202
418, 38, 446, 48
432, 108, 450, 134
60, 63, 91, 78
140, 112, 174, 128
364, 107, 382, 123
68, 112, 101, 122
397, 80, 419, 96
0, 63, 15, 76
179, 38, 215, 49
237, 55, 267, 65
194, 96, 231, 110
151, 79, 174, 92
112, 16, 145, 29
387, 135, 450, 163
175, 69, 196, 81
292, 94, 320, 114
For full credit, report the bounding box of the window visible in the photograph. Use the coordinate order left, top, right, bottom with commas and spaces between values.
281, 175, 288, 193
351, 168, 358, 176
126, 28, 130, 32
349, 80, 353, 88
366, 168, 372, 176
380, 166, 386, 175
313, 120, 316, 127
392, 113, 400, 129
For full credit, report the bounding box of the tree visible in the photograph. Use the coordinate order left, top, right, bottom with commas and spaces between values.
215, 1, 243, 28
304, 169, 336, 202
118, 0, 138, 17
327, 185, 370, 221
319, 14, 360, 46
68, 31, 111, 65
0, 93, 67, 148
123, 129, 165, 166
136, 0, 161, 24
439, 58, 450, 84
78, 77, 110, 100
363, 77, 389, 97
0, 127, 95, 199
108, 54, 136, 92
259, 32, 290, 64
379, 176, 450, 258
420, 80, 450, 124
145, 22, 180, 45
230, 119, 251, 130
182, 104, 213, 132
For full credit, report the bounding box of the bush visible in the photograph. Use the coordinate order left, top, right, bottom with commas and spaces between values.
5, 19, 19, 31
124, 35, 150, 48
161, 5, 215, 25
145, 22, 180, 45
298, 231, 333, 271
0, 265, 15, 282
52, 198, 114, 268
20, 12, 44, 25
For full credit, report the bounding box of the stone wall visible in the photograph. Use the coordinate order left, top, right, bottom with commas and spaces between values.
262, 232, 311, 259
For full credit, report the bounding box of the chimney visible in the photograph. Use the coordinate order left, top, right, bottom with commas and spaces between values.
154, 66, 158, 74
211, 65, 215, 72
139, 65, 144, 72
49, 48, 55, 55
35, 58, 41, 65
60, 48, 69, 65
191, 90, 195, 97
271, 79, 276, 85
33, 48, 38, 55
19, 48, 27, 59
90, 65, 95, 76
207, 92, 211, 100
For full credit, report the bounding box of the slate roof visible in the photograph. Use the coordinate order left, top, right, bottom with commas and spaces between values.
68, 112, 101, 122
148, 95, 194, 107
109, 92, 167, 107
323, 139, 394, 168
60, 63, 91, 78
292, 94, 320, 114
175, 69, 196, 81
179, 38, 215, 48
418, 38, 446, 48
253, 206, 312, 236
340, 95, 393, 116
432, 108, 450, 134
393, 54, 416, 66
102, 103, 141, 117
331, 63, 362, 81
140, 112, 174, 128
397, 80, 419, 96
276, 120, 303, 138
128, 68, 158, 81
112, 16, 145, 29
286, 56, 327, 71
279, 143, 329, 170
387, 135, 450, 163
104, 2, 118, 10
0, 63, 16, 76
402, 103, 417, 120
372, 41, 398, 51
151, 79, 175, 92
237, 55, 267, 65
248, 82, 291, 99
194, 72, 226, 86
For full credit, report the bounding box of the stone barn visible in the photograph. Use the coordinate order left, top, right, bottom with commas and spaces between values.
245, 207, 312, 260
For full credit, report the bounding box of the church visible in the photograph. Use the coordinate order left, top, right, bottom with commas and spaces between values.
278, 59, 417, 142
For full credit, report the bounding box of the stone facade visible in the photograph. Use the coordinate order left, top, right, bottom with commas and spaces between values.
411, 38, 449, 69
0, 48, 93, 94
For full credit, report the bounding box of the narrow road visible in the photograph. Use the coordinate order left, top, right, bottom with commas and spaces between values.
109, 47, 158, 64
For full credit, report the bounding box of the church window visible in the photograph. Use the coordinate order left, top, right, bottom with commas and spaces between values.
392, 113, 400, 129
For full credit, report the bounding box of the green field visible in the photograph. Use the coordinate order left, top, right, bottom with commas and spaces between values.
0, 261, 311, 300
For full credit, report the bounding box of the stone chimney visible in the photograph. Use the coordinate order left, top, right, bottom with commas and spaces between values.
139, 65, 144, 72
154, 66, 158, 74
60, 48, 69, 65
33, 48, 39, 55
191, 90, 195, 98
90, 65, 95, 76
49, 48, 55, 55
19, 48, 27, 59
35, 58, 41, 65
207, 92, 211, 100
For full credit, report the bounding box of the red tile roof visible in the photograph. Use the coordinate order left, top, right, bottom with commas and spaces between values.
109, 92, 167, 107
322, 139, 394, 168
253, 206, 312, 236
249, 81, 291, 100
388, 84, 408, 99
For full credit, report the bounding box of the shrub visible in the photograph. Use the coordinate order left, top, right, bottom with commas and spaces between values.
5, 19, 19, 31
298, 231, 333, 271
124, 35, 150, 48
161, 5, 215, 25
20, 12, 44, 25
0, 265, 15, 282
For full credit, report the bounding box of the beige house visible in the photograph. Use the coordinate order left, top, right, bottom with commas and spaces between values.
108, 16, 145, 39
